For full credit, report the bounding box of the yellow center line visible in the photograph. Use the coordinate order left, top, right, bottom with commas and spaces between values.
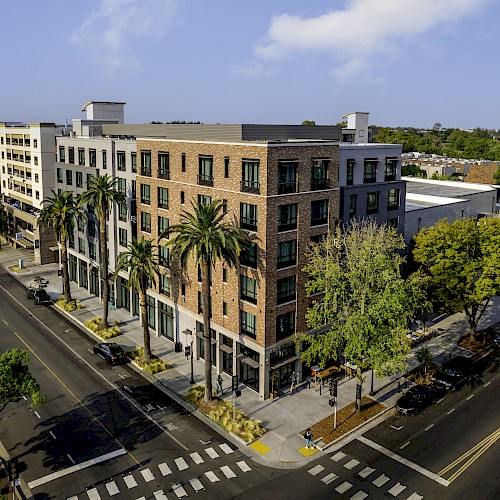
14, 332, 140, 466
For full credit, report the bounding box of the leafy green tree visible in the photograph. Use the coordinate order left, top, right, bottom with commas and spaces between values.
300, 220, 425, 412
493, 165, 500, 184
115, 237, 160, 361
416, 347, 433, 374
0, 349, 45, 413
78, 175, 125, 330
38, 190, 82, 303
301, 120, 316, 126
413, 218, 500, 339
401, 164, 425, 177
164, 200, 248, 403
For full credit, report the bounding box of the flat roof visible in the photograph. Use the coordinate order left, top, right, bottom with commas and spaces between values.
405, 178, 494, 198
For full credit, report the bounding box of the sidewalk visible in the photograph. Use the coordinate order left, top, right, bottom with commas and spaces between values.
1, 242, 499, 471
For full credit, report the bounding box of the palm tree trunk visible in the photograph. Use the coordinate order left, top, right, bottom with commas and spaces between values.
99, 212, 109, 330
202, 259, 213, 402
355, 366, 363, 414
139, 285, 152, 361
60, 235, 72, 303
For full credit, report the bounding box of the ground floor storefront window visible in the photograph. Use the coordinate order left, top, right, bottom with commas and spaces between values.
69, 254, 77, 283
89, 268, 99, 296
159, 302, 174, 340
238, 345, 259, 391
78, 259, 88, 289
119, 278, 130, 310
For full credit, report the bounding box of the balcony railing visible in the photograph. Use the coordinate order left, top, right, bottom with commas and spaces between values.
158, 169, 170, 180
240, 218, 257, 231
198, 174, 214, 186
278, 181, 297, 194
241, 180, 260, 194
311, 179, 330, 191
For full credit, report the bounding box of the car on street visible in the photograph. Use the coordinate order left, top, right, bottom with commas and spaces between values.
396, 384, 444, 416
93, 342, 127, 365
27, 288, 52, 305
432, 356, 473, 391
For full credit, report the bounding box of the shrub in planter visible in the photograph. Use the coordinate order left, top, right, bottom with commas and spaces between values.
55, 297, 84, 312
128, 346, 172, 374
84, 317, 121, 340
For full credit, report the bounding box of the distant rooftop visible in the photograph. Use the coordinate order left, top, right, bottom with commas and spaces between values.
404, 177, 494, 198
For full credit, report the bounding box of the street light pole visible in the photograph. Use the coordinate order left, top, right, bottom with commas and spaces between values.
369, 367, 375, 396
190, 338, 195, 384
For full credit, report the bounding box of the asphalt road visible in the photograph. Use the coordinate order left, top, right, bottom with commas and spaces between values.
0, 269, 282, 499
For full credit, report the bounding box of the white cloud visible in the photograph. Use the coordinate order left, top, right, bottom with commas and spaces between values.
229, 60, 276, 80
71, 0, 177, 75
254, 0, 489, 80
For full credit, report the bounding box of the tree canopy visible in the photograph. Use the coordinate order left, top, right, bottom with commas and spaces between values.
413, 217, 500, 337
300, 220, 425, 410
0, 349, 45, 413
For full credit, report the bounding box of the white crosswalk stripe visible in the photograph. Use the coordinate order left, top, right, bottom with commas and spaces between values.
123, 473, 138, 489
388, 482, 407, 496
219, 443, 233, 454
172, 483, 188, 498
236, 461, 252, 472
189, 452, 204, 464
321, 472, 338, 485
141, 468, 155, 482
406, 494, 423, 500
105, 480, 120, 496
350, 491, 368, 500
68, 497, 78, 500
205, 470, 220, 482
358, 466, 375, 478
373, 474, 390, 487
189, 477, 205, 492
336, 482, 353, 494
154, 490, 168, 500
344, 459, 360, 470
220, 465, 237, 478
135, 497, 146, 500
308, 464, 325, 476
158, 463, 172, 476
86, 488, 101, 500
175, 457, 189, 471
205, 447, 219, 459
331, 451, 346, 462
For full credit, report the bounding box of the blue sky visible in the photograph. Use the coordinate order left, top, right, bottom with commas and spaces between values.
2, 0, 499, 129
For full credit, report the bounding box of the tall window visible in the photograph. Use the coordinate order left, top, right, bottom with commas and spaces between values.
277, 275, 296, 304
131, 152, 136, 173
242, 159, 260, 193
387, 188, 400, 211
277, 240, 297, 268
141, 150, 152, 176
349, 194, 357, 218
224, 157, 230, 178
366, 192, 380, 214
278, 204, 297, 231
347, 159, 355, 185
102, 150, 107, 169
88, 220, 96, 238
311, 159, 329, 190
119, 228, 127, 246
364, 159, 377, 183
158, 152, 170, 179
57, 168, 63, 183
240, 242, 257, 268
59, 146, 65, 162
198, 156, 213, 186
68, 147, 74, 164
240, 310, 257, 338
311, 200, 328, 226
141, 212, 151, 232
198, 194, 212, 206
78, 149, 85, 166
276, 310, 295, 341
140, 184, 151, 204
159, 245, 170, 267
86, 173, 94, 188
117, 151, 126, 171
158, 187, 169, 209
118, 203, 127, 221
89, 242, 97, 260
147, 295, 156, 329
181, 153, 186, 172
385, 158, 397, 181
240, 275, 257, 304
158, 216, 169, 234
278, 161, 297, 194
117, 177, 126, 194
89, 149, 96, 167
160, 275, 171, 296
77, 215, 85, 232
240, 203, 258, 231
78, 237, 85, 255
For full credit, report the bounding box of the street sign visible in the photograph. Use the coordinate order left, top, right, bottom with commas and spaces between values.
330, 377, 338, 397
184, 346, 191, 358
15, 232, 23, 240
231, 375, 238, 392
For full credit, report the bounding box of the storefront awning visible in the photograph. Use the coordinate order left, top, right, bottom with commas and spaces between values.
48, 245, 59, 251
241, 357, 259, 369
219, 344, 233, 354
195, 330, 217, 345
16, 238, 34, 249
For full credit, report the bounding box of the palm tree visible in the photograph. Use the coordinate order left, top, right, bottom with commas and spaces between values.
38, 190, 81, 303
115, 237, 159, 361
163, 199, 248, 402
78, 175, 125, 330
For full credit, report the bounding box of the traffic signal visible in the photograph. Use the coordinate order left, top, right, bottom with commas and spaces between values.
330, 377, 338, 397
232, 375, 238, 392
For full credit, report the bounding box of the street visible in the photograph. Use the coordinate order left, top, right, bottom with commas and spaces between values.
0, 268, 282, 499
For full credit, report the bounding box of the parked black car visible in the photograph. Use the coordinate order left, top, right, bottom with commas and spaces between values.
396, 385, 444, 416
27, 288, 52, 305
432, 356, 473, 391
93, 342, 127, 365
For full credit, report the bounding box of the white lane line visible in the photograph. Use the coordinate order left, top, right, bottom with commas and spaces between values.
22, 395, 27, 400
140, 468, 155, 482
425, 424, 435, 431
357, 436, 449, 487
447, 408, 455, 415
205, 447, 219, 459
28, 449, 127, 488
331, 451, 346, 462
175, 457, 189, 471
436, 397, 445, 404
86, 488, 101, 500
34, 411, 41, 419
372, 474, 390, 487
172, 483, 188, 498
205, 470, 220, 482
308, 464, 325, 476
400, 441, 411, 450
123, 474, 137, 488
189, 477, 205, 492
344, 459, 360, 470
350, 492, 368, 500
2, 319, 7, 325
158, 463, 172, 476
67, 454, 75, 465
219, 443, 233, 454
189, 452, 204, 464
466, 394, 475, 401
67, 496, 78, 500
406, 493, 423, 500
335, 482, 353, 494
220, 465, 237, 478
388, 482, 406, 496
358, 466, 375, 478
49, 431, 57, 440
236, 461, 252, 472
321, 472, 338, 485
153, 491, 168, 500
484, 382, 491, 388
135, 497, 146, 500
105, 480, 120, 496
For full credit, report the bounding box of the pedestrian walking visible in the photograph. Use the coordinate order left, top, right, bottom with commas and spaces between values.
304, 428, 314, 449
216, 374, 224, 395
290, 371, 297, 393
